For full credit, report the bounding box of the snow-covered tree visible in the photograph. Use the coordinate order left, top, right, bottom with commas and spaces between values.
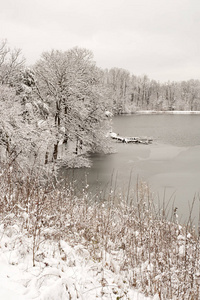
34, 47, 110, 163
0, 39, 25, 86
0, 80, 55, 172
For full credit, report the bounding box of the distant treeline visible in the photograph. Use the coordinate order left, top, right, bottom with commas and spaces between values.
101, 68, 200, 114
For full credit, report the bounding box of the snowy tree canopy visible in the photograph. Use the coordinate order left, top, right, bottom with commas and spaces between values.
0, 39, 25, 86
34, 47, 110, 162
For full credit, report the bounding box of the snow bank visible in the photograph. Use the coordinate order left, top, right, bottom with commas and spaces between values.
0, 225, 153, 300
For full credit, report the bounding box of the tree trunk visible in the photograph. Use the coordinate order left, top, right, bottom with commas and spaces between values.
53, 142, 59, 161
45, 151, 49, 164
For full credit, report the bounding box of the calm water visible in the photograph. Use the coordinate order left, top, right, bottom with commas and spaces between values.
63, 114, 200, 226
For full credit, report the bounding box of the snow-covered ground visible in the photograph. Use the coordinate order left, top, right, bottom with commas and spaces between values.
1, 167, 199, 299
0, 224, 156, 300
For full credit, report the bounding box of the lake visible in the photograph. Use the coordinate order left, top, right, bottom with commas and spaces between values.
62, 114, 200, 227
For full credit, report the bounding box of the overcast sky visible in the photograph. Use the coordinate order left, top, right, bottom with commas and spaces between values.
1, 0, 200, 82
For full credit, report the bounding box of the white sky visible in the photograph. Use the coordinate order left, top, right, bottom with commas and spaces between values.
1, 0, 200, 82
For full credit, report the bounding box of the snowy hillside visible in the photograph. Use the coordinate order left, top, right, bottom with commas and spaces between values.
0, 223, 152, 300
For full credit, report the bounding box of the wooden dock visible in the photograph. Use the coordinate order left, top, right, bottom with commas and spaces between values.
110, 132, 153, 144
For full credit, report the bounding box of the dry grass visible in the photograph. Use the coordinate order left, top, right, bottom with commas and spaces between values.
0, 162, 200, 299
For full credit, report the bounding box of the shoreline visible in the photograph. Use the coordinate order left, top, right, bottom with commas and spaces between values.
124, 110, 200, 115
